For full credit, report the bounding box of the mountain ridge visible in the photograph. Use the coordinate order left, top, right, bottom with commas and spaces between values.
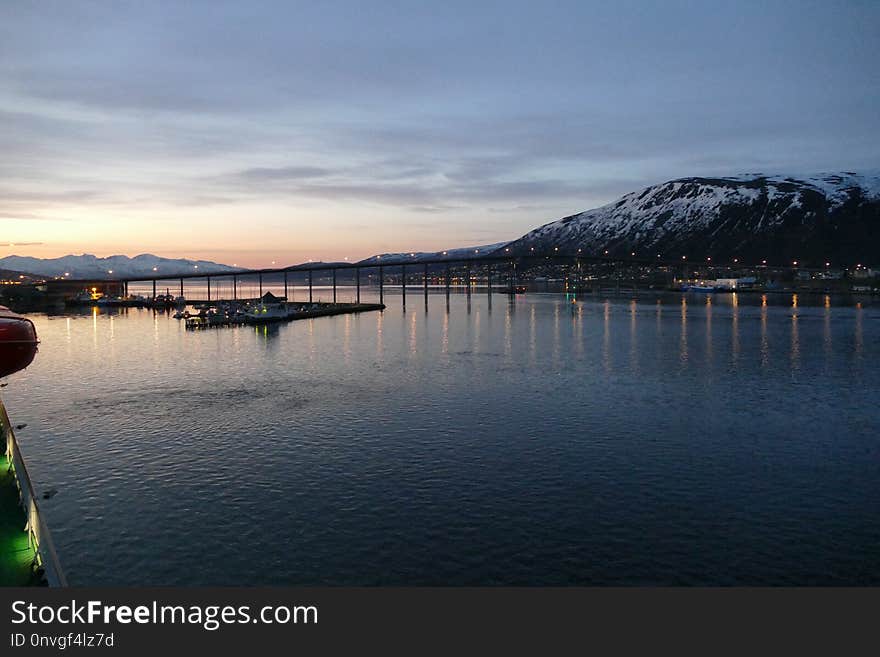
0, 253, 242, 279
495, 171, 880, 264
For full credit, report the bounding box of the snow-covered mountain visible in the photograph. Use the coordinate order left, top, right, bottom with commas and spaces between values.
0, 253, 241, 279
498, 172, 880, 264
359, 243, 508, 264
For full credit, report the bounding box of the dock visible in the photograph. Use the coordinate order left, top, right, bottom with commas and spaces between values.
184, 301, 385, 330
1, 396, 66, 586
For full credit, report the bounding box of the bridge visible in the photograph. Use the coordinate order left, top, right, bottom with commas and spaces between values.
42, 250, 841, 309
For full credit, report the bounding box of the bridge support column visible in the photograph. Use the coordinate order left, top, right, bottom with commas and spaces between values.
180, 278, 184, 297
356, 268, 360, 303
152, 279, 156, 300
423, 263, 428, 308
445, 264, 450, 300
309, 270, 313, 303
401, 264, 406, 310
207, 276, 211, 301
378, 266, 383, 304
259, 272, 263, 297
332, 269, 337, 303
233, 275, 237, 300
487, 265, 492, 296
284, 272, 288, 301
466, 264, 471, 298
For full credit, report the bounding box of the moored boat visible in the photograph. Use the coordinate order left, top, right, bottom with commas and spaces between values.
0, 306, 39, 378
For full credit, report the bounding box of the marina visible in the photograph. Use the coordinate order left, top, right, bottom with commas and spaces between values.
182, 297, 385, 330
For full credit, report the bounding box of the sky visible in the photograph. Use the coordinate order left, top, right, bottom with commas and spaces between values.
1, 1, 878, 267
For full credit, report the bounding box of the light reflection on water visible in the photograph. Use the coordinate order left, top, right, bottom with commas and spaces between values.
4, 290, 880, 585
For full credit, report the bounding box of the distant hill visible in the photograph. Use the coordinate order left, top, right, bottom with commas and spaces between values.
359, 243, 508, 265
497, 172, 880, 265
0, 267, 39, 282
0, 254, 242, 279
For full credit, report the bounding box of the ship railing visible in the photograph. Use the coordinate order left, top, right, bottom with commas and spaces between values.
1, 396, 67, 587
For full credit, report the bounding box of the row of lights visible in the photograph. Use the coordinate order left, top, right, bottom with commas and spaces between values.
94, 253, 871, 277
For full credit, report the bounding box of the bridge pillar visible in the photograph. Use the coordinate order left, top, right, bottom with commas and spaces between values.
180, 278, 184, 297
379, 266, 384, 304
445, 264, 450, 300
401, 264, 406, 310
332, 269, 337, 303
487, 265, 492, 296
259, 272, 263, 297
309, 270, 313, 303
208, 276, 212, 301
233, 275, 237, 300
466, 264, 471, 298
284, 272, 288, 301
423, 263, 428, 308
356, 268, 360, 303
152, 279, 156, 300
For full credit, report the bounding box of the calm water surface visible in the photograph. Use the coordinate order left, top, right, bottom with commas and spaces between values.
5, 291, 880, 585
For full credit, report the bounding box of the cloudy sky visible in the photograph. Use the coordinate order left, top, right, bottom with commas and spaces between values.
1, 1, 878, 266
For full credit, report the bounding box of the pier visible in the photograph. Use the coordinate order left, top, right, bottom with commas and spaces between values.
184, 301, 385, 329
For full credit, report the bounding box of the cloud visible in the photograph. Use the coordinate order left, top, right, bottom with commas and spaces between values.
233, 166, 334, 181
0, 212, 74, 221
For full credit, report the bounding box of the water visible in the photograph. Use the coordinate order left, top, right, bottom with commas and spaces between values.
5, 291, 880, 585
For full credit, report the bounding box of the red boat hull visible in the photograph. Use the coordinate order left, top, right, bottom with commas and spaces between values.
0, 306, 38, 378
